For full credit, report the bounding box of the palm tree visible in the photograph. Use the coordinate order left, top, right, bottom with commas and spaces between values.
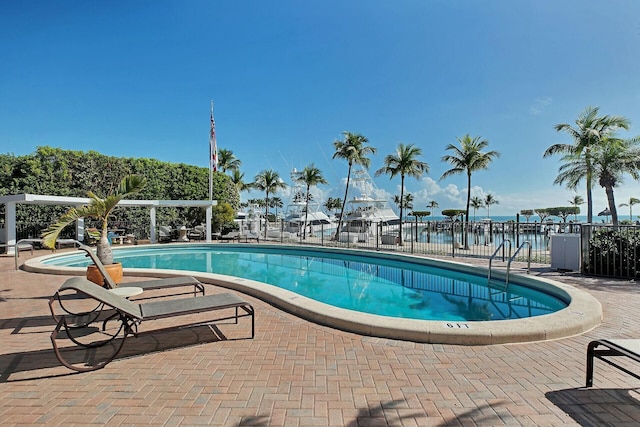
484, 194, 498, 218
217, 148, 241, 173
394, 193, 414, 211
544, 106, 630, 223
230, 169, 252, 193
253, 169, 287, 238
42, 175, 146, 265
470, 196, 484, 222
591, 137, 640, 225
620, 197, 640, 222
324, 197, 342, 219
295, 164, 328, 239
568, 194, 585, 221
441, 134, 499, 249
332, 132, 376, 240
376, 144, 429, 245
426, 200, 439, 215
270, 196, 284, 220
553, 136, 640, 225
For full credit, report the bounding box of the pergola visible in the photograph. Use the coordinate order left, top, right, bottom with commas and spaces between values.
0, 194, 217, 254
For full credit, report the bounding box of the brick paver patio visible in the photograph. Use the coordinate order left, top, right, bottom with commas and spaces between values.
2, 249, 640, 426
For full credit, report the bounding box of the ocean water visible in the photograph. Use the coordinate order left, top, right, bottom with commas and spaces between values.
409, 215, 591, 223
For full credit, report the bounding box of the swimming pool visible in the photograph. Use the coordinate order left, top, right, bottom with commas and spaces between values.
27, 244, 602, 344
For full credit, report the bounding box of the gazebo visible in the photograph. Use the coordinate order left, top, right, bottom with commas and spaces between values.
0, 194, 217, 254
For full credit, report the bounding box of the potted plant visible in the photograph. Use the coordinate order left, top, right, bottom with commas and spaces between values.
42, 174, 146, 285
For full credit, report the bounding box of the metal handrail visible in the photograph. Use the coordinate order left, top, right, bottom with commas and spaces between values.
506, 241, 532, 285
14, 238, 82, 270
488, 240, 511, 283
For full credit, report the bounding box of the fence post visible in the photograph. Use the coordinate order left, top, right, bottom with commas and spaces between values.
451, 223, 455, 258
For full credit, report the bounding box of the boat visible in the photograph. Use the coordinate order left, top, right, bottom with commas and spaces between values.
338, 169, 402, 241
234, 203, 263, 235
281, 169, 336, 237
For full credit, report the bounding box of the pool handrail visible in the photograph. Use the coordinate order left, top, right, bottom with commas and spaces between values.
488, 240, 511, 283
506, 241, 532, 285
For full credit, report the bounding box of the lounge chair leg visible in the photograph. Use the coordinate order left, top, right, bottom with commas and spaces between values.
586, 341, 597, 387
50, 315, 129, 372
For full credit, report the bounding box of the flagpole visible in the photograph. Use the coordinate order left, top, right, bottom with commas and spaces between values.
209, 100, 214, 202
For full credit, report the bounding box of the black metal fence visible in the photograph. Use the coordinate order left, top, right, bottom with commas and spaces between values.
581, 224, 640, 279
4, 220, 146, 248
8, 217, 639, 279
259, 219, 581, 265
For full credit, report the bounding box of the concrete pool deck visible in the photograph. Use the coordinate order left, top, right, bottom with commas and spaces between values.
2, 247, 640, 426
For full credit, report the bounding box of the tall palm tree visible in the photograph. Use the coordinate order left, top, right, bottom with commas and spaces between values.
253, 169, 287, 238
553, 136, 640, 225
544, 106, 630, 223
484, 194, 498, 218
591, 137, 640, 225
568, 194, 585, 221
620, 197, 640, 222
295, 164, 328, 239
441, 134, 499, 249
217, 148, 242, 173
42, 175, 146, 265
376, 143, 429, 245
332, 132, 376, 240
470, 196, 484, 222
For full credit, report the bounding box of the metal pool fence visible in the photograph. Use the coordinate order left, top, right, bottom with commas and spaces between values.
262, 219, 572, 266
265, 221, 640, 279
9, 219, 638, 279
581, 223, 640, 279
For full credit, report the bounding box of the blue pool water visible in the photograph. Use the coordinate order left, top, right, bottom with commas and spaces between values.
46, 245, 567, 322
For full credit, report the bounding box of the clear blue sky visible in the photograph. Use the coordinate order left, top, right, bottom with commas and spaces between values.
2, 1, 639, 217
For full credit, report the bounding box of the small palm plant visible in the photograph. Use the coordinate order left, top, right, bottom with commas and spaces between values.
42, 175, 146, 265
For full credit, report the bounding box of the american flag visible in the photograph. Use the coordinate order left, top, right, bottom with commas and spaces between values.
210, 103, 218, 172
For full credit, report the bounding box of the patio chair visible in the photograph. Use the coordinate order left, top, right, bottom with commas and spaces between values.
586, 339, 640, 387
188, 225, 206, 241
78, 244, 205, 298
220, 231, 240, 242
158, 225, 173, 242
49, 277, 254, 371
85, 227, 101, 245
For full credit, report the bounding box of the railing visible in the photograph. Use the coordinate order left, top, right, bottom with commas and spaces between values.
256, 219, 562, 265
506, 241, 532, 285
581, 223, 640, 279
8, 219, 605, 273
488, 240, 511, 283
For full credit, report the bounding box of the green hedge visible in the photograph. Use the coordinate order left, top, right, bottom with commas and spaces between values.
0, 146, 240, 239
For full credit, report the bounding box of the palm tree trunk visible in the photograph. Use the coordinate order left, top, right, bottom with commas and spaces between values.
335, 163, 352, 240
264, 191, 270, 239
303, 185, 310, 239
586, 159, 593, 223
464, 173, 471, 250
605, 185, 618, 225
97, 233, 114, 265
398, 175, 404, 246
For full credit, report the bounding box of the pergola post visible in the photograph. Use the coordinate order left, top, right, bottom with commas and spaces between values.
150, 207, 157, 244
76, 218, 85, 243
205, 205, 212, 243
4, 201, 16, 255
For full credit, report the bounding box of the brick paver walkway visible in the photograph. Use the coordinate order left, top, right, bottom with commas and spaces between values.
2, 249, 640, 426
